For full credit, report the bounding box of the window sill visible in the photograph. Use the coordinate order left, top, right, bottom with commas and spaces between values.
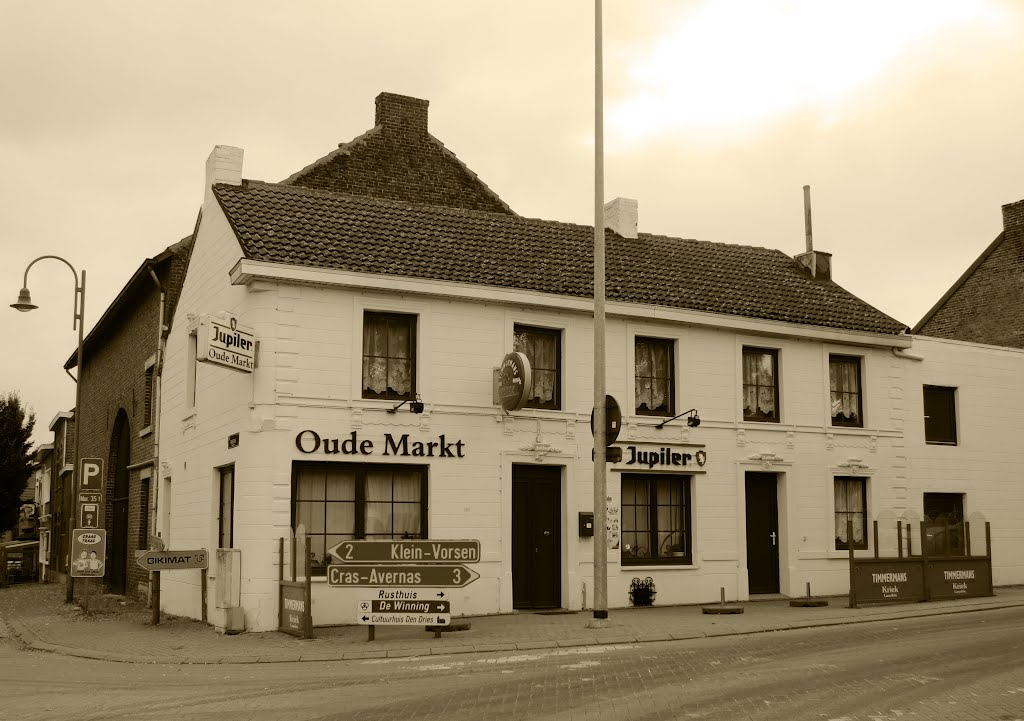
924, 440, 958, 446
621, 561, 698, 570
138, 426, 153, 439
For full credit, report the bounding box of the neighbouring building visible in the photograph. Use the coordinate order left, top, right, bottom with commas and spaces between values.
63, 237, 191, 598
153, 92, 1016, 634
46, 411, 74, 582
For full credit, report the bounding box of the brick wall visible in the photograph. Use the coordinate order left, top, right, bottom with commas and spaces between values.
917, 199, 1024, 348
76, 246, 187, 600
287, 92, 512, 214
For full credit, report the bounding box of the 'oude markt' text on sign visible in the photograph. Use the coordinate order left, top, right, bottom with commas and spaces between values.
296, 430, 466, 458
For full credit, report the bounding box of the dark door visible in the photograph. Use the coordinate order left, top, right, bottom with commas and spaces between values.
109, 418, 131, 595
745, 472, 780, 594
512, 465, 561, 609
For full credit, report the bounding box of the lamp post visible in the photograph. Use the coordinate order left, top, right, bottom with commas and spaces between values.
11, 255, 86, 604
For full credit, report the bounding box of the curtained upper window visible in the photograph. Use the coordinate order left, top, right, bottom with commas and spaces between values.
362, 312, 416, 400
513, 324, 561, 410
743, 347, 779, 422
635, 337, 674, 416
830, 355, 863, 427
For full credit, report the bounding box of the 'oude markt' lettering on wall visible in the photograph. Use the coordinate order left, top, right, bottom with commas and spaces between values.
295, 430, 466, 458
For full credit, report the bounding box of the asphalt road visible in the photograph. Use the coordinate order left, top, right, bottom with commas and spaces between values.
4, 606, 1023, 721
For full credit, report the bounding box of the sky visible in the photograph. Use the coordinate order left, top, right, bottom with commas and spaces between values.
2, 0, 1022, 446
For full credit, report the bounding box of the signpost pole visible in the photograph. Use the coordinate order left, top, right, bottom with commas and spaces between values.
201, 568, 208, 623
152, 570, 161, 626
592, 0, 608, 622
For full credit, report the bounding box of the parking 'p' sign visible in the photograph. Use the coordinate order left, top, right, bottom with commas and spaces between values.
80, 458, 104, 492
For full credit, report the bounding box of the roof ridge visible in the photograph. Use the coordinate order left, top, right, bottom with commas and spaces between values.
279, 126, 383, 185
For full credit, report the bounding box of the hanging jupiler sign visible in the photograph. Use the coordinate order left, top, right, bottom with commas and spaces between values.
497, 352, 532, 412
197, 314, 255, 373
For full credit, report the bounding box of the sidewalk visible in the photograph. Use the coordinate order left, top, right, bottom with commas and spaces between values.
2, 582, 1022, 665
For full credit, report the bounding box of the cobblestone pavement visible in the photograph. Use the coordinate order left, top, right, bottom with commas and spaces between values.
3, 605, 1022, 720
1, 582, 1022, 665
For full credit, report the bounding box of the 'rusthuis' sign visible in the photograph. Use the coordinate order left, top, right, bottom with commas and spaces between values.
198, 315, 256, 373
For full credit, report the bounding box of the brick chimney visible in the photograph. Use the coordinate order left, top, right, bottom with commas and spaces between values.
375, 92, 429, 136
604, 197, 638, 239
1002, 198, 1024, 234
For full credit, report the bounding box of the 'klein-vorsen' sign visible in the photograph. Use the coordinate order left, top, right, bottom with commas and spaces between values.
296, 430, 466, 458
329, 539, 480, 564
198, 315, 255, 373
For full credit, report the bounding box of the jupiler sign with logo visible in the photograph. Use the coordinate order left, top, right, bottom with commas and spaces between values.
198, 314, 255, 373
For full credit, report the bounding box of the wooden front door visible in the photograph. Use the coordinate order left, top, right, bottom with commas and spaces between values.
745, 472, 780, 594
512, 465, 561, 609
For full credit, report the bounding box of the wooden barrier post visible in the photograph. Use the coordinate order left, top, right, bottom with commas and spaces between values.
847, 519, 857, 608
873, 520, 879, 559
906, 522, 913, 556
201, 568, 208, 623
897, 522, 903, 559
919, 521, 929, 601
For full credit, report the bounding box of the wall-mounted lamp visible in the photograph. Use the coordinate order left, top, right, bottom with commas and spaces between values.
655, 408, 700, 430
388, 396, 425, 414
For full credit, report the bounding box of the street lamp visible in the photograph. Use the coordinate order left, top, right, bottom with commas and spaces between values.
11, 255, 86, 604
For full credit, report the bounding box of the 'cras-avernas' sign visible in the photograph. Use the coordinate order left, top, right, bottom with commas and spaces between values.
296, 430, 466, 458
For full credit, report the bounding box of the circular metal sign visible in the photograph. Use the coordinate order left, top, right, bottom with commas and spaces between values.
590, 395, 622, 444
498, 352, 532, 412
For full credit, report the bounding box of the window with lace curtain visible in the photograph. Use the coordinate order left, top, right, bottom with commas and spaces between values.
834, 476, 867, 550
635, 337, 674, 416
513, 324, 561, 410
742, 347, 779, 422
830, 355, 863, 427
292, 462, 427, 574
362, 312, 416, 400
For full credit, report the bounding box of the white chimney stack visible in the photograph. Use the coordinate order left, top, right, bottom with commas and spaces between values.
604, 197, 638, 239
205, 145, 244, 205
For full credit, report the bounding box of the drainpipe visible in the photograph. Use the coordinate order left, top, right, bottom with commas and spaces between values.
147, 266, 165, 543
892, 347, 924, 362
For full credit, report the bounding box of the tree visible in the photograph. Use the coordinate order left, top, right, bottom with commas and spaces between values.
0, 392, 35, 535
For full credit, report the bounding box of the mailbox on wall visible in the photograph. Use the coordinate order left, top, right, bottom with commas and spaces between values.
579, 512, 595, 537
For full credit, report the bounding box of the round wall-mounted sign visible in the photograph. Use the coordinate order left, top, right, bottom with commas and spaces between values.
590, 395, 622, 444
498, 352, 532, 412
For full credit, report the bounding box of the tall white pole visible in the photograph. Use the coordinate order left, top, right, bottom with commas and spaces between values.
592, 0, 608, 620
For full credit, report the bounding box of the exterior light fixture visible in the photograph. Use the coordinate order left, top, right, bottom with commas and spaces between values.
9, 254, 87, 605
655, 408, 700, 430
10, 288, 38, 311
388, 397, 425, 414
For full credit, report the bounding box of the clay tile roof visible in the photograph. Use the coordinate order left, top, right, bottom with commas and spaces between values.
214, 182, 906, 335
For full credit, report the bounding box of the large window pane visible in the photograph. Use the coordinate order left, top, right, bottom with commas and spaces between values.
834, 477, 867, 550
830, 355, 863, 427
923, 386, 957, 445
621, 474, 691, 564
294, 463, 427, 573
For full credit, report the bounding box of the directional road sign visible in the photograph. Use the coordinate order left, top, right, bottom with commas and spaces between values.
357, 612, 451, 626
358, 599, 450, 614
327, 564, 479, 588
136, 549, 209, 571
328, 539, 480, 564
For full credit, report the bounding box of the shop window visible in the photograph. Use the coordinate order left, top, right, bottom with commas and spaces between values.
292, 462, 427, 574
513, 324, 561, 410
743, 347, 779, 422
362, 312, 416, 400
635, 337, 674, 416
218, 466, 234, 549
834, 476, 867, 550
829, 355, 862, 427
924, 492, 965, 556
620, 474, 691, 565
923, 385, 957, 445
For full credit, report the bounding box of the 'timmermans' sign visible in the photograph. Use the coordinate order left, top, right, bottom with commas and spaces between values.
198, 315, 255, 373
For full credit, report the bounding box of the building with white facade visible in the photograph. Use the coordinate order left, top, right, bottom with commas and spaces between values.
154, 93, 1021, 633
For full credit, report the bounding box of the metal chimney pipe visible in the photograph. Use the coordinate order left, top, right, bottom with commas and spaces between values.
803, 185, 813, 253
